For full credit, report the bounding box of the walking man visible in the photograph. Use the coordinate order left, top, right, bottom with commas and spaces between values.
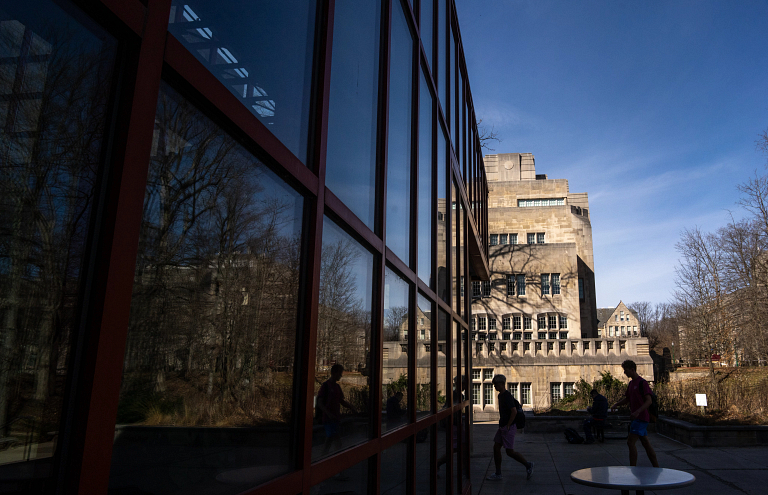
486, 374, 534, 481
316, 364, 356, 456
611, 360, 659, 467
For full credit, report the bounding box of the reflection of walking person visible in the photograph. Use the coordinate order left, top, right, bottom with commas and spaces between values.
486, 375, 534, 481
611, 360, 659, 467
316, 364, 356, 456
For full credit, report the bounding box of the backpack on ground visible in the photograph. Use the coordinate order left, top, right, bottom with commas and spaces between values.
512, 398, 526, 429
564, 427, 584, 444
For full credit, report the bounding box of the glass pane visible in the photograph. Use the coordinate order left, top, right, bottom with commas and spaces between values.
109, 84, 303, 492
416, 293, 432, 417
168, 0, 316, 164
419, 0, 432, 72
458, 200, 465, 316
0, 0, 115, 479
448, 25, 454, 143
436, 126, 448, 302
452, 320, 460, 405
314, 217, 375, 460
381, 440, 408, 495
437, 309, 448, 409
435, 420, 447, 493
383, 266, 410, 433
326, 0, 381, 230
414, 425, 434, 495
386, 1, 413, 263
417, 69, 433, 287
437, 0, 446, 116
313, 455, 370, 495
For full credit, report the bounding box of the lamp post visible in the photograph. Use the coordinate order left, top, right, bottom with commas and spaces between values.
671, 342, 675, 370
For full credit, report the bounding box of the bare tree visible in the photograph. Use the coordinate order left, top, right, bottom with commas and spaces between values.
477, 118, 501, 151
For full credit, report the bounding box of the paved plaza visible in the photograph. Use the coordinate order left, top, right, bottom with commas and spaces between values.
470, 422, 768, 495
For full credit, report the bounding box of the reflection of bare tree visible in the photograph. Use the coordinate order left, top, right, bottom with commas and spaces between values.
120, 85, 302, 425
385, 306, 408, 342
317, 240, 368, 371
0, 18, 115, 436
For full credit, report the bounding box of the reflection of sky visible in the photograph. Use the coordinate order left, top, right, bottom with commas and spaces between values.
385, 2, 414, 264
325, 0, 381, 230
322, 217, 374, 312
384, 266, 409, 312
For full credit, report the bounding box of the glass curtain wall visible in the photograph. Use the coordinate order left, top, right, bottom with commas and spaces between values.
0, 0, 489, 494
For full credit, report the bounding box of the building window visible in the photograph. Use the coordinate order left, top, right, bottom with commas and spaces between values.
538, 315, 546, 329
620, 340, 626, 351
608, 326, 614, 337
482, 280, 491, 297
547, 342, 554, 351
596, 341, 602, 350
472, 384, 481, 405
470, 319, 476, 330
597, 328, 602, 338
490, 234, 498, 246
571, 342, 577, 352
538, 332, 547, 340
472, 280, 481, 298
478, 317, 486, 331
524, 317, 532, 330
535, 342, 542, 351
476, 343, 483, 353
633, 326, 638, 336
541, 274, 550, 295
584, 341, 590, 350
564, 383, 575, 397
484, 384, 494, 406
607, 341, 614, 350
551, 273, 560, 294
512, 342, 519, 351
551, 383, 562, 402
489, 332, 497, 341
472, 368, 481, 380
521, 383, 532, 405
524, 332, 532, 340
513, 332, 522, 340
460, 276, 464, 297
615, 315, 618, 322
478, 332, 486, 341
527, 233, 535, 244
506, 274, 515, 296
516, 275, 526, 295
559, 342, 566, 350
513, 315, 522, 330
578, 278, 584, 299
560, 316, 567, 329
510, 233, 518, 244
502, 332, 511, 340
500, 342, 506, 351
559, 332, 568, 340
626, 314, 631, 322
524, 342, 530, 351
489, 342, 495, 352
499, 233, 508, 245
621, 326, 626, 337
502, 317, 511, 330
620, 310, 624, 321
548, 315, 557, 329
537, 233, 545, 244
508, 383, 519, 401
488, 317, 497, 330
518, 198, 565, 207
483, 369, 494, 381
549, 332, 557, 339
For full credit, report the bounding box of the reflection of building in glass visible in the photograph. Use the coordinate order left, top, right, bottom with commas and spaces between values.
471, 154, 652, 415
0, 1, 488, 493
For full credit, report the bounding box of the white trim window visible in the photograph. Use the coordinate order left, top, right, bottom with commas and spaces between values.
541, 273, 550, 295
478, 317, 486, 331
537, 233, 545, 244
521, 383, 531, 405
488, 317, 496, 330
510, 233, 518, 245
506, 274, 515, 296
490, 234, 498, 246
502, 317, 511, 330
559, 316, 567, 329
524, 316, 532, 330
551, 273, 560, 294
527, 233, 535, 244
518, 198, 565, 207
513, 315, 522, 330
499, 233, 508, 245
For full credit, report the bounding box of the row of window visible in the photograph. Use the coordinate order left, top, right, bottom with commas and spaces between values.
471, 273, 561, 298
615, 310, 632, 322
474, 331, 569, 340
517, 198, 565, 208
471, 382, 533, 407
489, 232, 545, 246
471, 314, 567, 331
599, 326, 639, 337
475, 339, 629, 353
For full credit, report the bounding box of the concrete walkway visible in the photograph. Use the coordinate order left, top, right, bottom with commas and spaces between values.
470, 423, 768, 495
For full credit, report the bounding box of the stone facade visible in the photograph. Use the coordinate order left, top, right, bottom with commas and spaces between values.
470, 153, 652, 413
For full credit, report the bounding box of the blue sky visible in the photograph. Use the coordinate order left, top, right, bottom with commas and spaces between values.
455, 0, 768, 308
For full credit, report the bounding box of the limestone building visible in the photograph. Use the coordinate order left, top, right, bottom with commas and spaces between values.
470, 153, 652, 415
597, 301, 642, 339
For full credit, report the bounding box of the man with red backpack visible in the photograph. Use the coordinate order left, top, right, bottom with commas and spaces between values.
611, 360, 659, 467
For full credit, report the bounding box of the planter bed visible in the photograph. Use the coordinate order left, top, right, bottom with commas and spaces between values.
656, 416, 768, 447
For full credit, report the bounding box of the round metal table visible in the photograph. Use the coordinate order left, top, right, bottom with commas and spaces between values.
570, 466, 695, 495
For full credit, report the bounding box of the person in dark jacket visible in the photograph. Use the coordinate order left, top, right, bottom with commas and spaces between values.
583, 388, 608, 444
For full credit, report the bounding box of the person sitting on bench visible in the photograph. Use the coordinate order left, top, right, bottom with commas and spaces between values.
583, 388, 608, 444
